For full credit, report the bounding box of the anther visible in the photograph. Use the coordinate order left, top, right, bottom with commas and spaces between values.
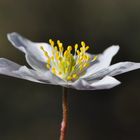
81, 41, 86, 47
67, 46, 72, 51
49, 39, 54, 46
74, 44, 78, 50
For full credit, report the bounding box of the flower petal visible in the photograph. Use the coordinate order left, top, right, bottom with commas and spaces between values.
0, 58, 65, 85
84, 62, 140, 81
7, 32, 52, 72
70, 76, 121, 90
83, 45, 120, 78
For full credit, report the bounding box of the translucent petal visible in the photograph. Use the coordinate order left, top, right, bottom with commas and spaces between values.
7, 32, 52, 72
84, 62, 140, 81
83, 45, 120, 78
0, 58, 65, 85
70, 76, 121, 90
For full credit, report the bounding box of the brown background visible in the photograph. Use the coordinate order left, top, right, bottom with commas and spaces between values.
0, 0, 140, 140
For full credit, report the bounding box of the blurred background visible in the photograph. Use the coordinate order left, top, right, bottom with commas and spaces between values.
0, 0, 140, 140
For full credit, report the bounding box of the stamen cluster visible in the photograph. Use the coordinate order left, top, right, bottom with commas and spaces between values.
40, 40, 97, 81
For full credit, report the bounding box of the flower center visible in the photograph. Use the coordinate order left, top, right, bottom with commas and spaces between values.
40, 40, 97, 81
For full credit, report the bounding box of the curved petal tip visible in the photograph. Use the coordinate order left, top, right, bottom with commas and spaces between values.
7, 32, 20, 42
104, 45, 120, 56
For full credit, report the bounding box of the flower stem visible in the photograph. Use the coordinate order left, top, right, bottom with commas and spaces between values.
59, 87, 68, 140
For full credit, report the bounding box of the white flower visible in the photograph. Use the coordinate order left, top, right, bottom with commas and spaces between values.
0, 32, 140, 90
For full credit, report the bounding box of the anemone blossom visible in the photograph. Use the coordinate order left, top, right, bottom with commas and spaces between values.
0, 32, 140, 90
0, 32, 140, 140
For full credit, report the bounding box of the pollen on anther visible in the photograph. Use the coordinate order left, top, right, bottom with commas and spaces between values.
81, 41, 86, 47
52, 67, 56, 74
46, 64, 50, 69
72, 74, 77, 78
40, 39, 95, 81
67, 76, 72, 81
49, 39, 54, 46
75, 44, 78, 50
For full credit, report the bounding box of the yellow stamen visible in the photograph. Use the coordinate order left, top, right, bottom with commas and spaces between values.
57, 40, 61, 45
40, 46, 49, 58
67, 76, 72, 81
40, 39, 96, 81
49, 39, 54, 47
52, 67, 56, 74
51, 56, 54, 60
92, 55, 97, 61
74, 44, 78, 50
65, 68, 68, 73
72, 74, 77, 79
46, 64, 50, 69
76, 50, 80, 55
67, 46, 72, 52
81, 41, 86, 47
58, 71, 62, 75
64, 50, 68, 57
54, 46, 58, 51
85, 46, 89, 51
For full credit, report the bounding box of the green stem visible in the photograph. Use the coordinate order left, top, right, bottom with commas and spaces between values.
59, 87, 68, 140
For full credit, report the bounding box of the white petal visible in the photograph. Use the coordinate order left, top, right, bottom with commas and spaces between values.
0, 58, 65, 85
106, 62, 140, 77
7, 32, 52, 72
84, 62, 140, 81
70, 76, 121, 90
83, 45, 120, 78
0, 58, 47, 83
